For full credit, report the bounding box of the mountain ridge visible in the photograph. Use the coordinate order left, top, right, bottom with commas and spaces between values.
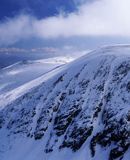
0, 45, 130, 160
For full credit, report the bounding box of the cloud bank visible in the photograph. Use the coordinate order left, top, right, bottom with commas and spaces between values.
0, 0, 130, 45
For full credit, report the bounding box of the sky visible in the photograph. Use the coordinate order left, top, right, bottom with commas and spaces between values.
0, 0, 130, 54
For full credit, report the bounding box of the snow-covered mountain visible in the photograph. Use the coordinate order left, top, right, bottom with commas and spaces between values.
0, 56, 73, 95
0, 45, 130, 160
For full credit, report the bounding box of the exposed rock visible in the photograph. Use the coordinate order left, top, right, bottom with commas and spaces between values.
0, 46, 130, 160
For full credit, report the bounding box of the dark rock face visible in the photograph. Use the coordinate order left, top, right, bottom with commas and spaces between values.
0, 113, 4, 129
60, 126, 93, 151
0, 48, 130, 160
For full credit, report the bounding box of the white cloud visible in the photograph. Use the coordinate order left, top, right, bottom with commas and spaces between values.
0, 15, 35, 45
0, 0, 130, 45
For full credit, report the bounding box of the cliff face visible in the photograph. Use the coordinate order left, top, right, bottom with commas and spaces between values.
0, 46, 130, 160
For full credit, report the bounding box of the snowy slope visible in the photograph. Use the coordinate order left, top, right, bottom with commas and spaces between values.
0, 56, 73, 95
0, 45, 130, 160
